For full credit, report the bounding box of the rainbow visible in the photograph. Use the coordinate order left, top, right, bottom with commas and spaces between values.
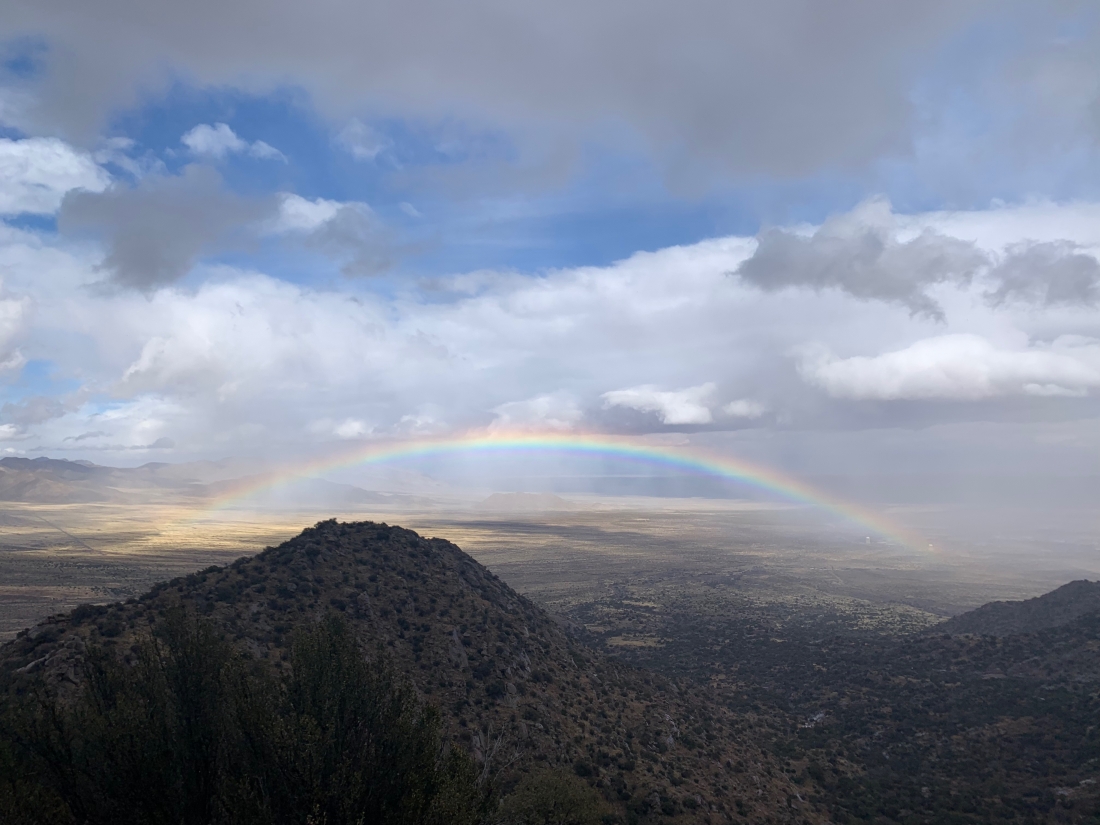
201, 431, 925, 551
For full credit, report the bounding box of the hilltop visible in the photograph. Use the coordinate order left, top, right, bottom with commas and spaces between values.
937, 579, 1100, 637
1, 520, 822, 825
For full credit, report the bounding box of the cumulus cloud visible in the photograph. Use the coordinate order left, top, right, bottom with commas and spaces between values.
735, 199, 988, 320
986, 241, 1100, 307
268, 193, 343, 233
181, 123, 285, 161
0, 288, 29, 372
2, 396, 66, 427
491, 392, 583, 432
55, 178, 401, 289
722, 399, 767, 418
0, 137, 109, 215
799, 334, 1100, 400
304, 203, 399, 277
58, 165, 272, 290
602, 383, 716, 425
309, 417, 372, 439
7, 198, 1100, 469
264, 194, 398, 276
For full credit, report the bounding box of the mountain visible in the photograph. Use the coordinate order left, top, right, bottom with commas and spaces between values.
0, 456, 207, 503
0, 457, 425, 509
0, 520, 822, 824
0, 457, 125, 502
570, 577, 1100, 824
938, 579, 1100, 636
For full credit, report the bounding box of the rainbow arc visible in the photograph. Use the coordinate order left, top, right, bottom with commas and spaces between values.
202, 431, 926, 552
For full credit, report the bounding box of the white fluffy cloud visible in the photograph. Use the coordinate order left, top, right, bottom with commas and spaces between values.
4, 200, 1100, 468
181, 123, 285, 161
309, 417, 373, 439
0, 137, 110, 215
722, 399, 767, 418
491, 392, 583, 431
602, 383, 716, 425
268, 193, 344, 233
800, 334, 1100, 400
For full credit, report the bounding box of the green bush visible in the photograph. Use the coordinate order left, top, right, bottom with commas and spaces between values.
496, 770, 609, 825
0, 611, 490, 825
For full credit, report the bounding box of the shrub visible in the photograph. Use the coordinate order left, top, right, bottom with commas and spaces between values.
496, 770, 609, 825
0, 612, 491, 825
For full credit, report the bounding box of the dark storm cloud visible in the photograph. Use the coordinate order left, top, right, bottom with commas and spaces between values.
6, 0, 992, 177
734, 202, 988, 320
58, 165, 272, 290
986, 241, 1100, 307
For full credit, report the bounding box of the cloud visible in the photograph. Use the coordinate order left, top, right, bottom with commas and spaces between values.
181, 123, 285, 161
0, 137, 109, 214
602, 383, 715, 425
0, 289, 29, 371
8, 198, 1100, 470
3, 396, 66, 427
735, 199, 988, 320
4, 1, 1014, 180
64, 430, 110, 442
721, 399, 767, 418
49, 434, 176, 450
799, 334, 1100, 400
337, 119, 391, 161
308, 417, 372, 439
986, 241, 1100, 307
491, 392, 583, 431
58, 165, 273, 290
265, 193, 398, 276
304, 203, 398, 277
268, 193, 343, 233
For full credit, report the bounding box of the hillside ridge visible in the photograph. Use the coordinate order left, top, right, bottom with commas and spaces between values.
1, 519, 823, 825
938, 579, 1100, 637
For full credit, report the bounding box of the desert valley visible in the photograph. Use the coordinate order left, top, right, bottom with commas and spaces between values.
2, 456, 1099, 823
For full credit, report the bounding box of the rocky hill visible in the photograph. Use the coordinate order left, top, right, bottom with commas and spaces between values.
938, 579, 1100, 636
0, 520, 822, 825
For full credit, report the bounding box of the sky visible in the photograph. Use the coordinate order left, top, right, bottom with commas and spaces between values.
1, 0, 1100, 499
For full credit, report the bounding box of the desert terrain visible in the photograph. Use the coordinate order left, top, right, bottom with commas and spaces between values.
4, 487, 1096, 643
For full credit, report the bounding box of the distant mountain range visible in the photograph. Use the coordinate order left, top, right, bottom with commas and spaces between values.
0, 456, 246, 503
0, 457, 432, 509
